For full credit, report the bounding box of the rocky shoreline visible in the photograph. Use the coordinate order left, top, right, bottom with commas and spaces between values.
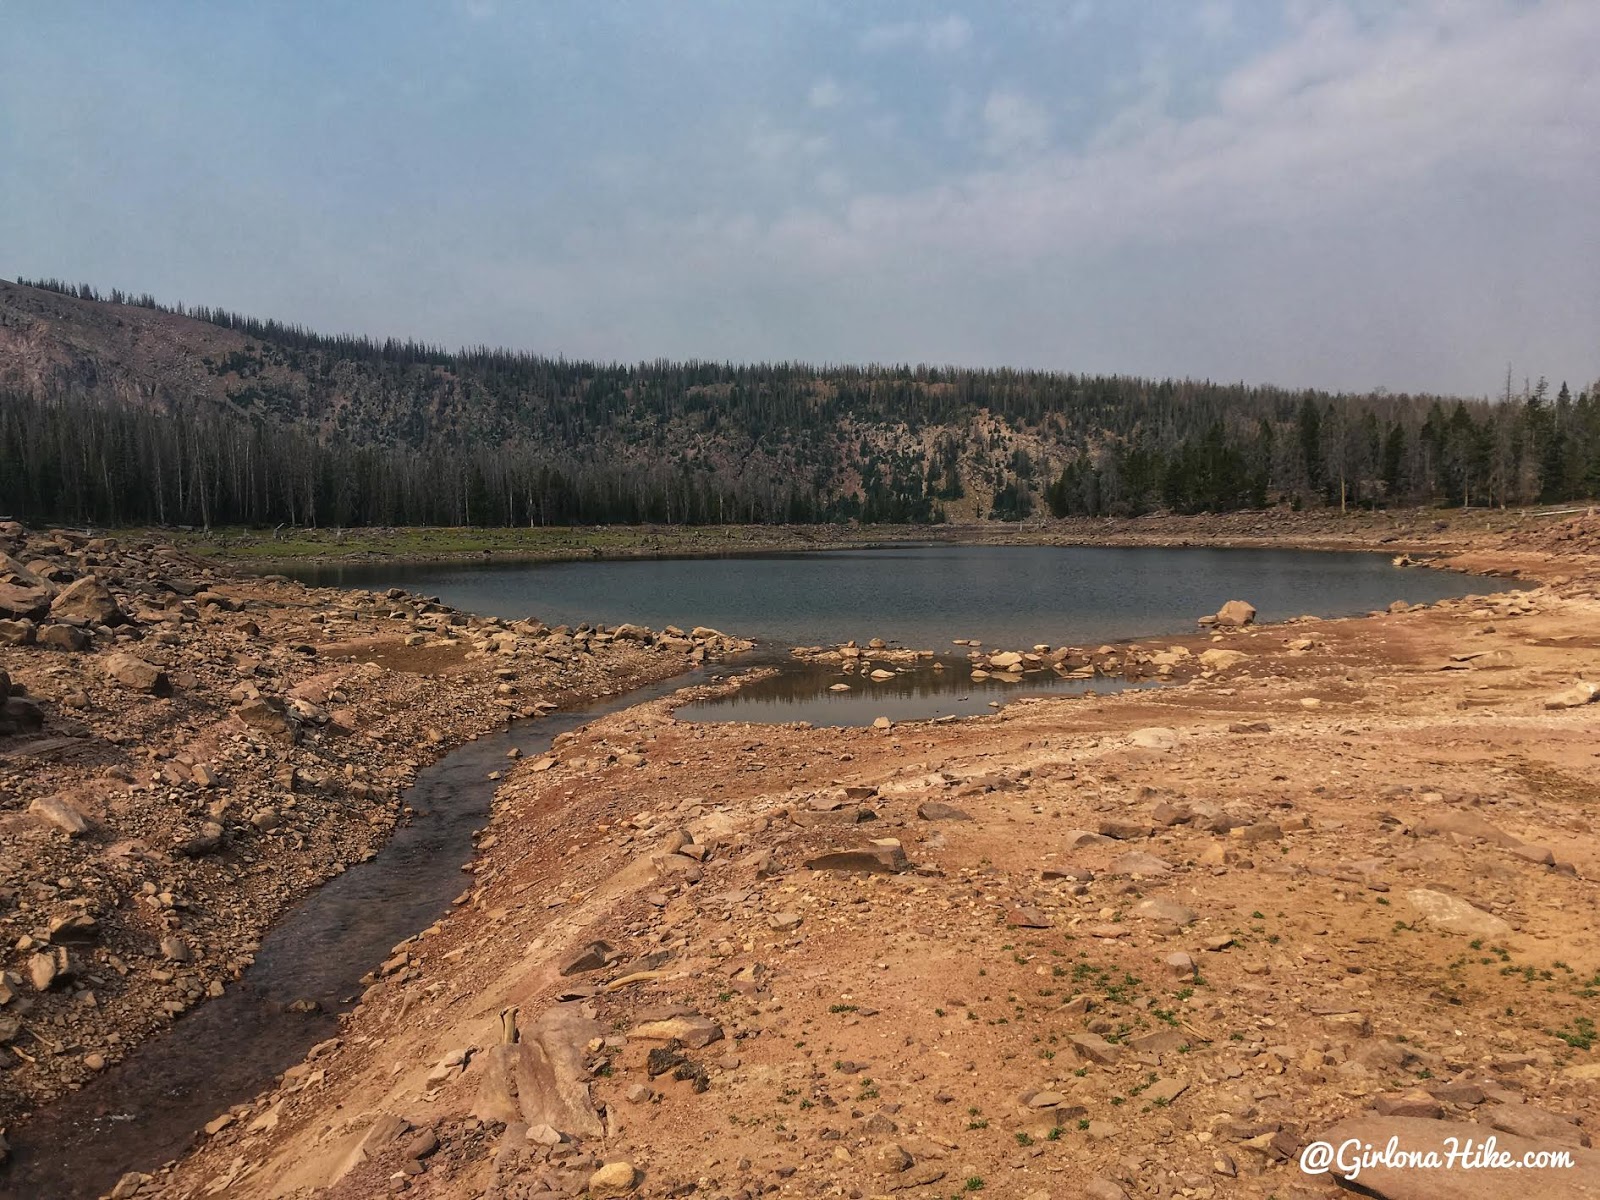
6, 513, 1600, 1200
167, 505, 1596, 571
0, 523, 750, 1147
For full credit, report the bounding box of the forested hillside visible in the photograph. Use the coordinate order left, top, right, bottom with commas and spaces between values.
2, 277, 1597, 528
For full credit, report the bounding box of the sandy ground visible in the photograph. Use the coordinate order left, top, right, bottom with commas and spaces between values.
14, 512, 1600, 1200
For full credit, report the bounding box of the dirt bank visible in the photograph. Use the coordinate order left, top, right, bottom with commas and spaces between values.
172, 504, 1596, 569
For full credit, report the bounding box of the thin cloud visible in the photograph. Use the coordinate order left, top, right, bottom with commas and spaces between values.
512, 0, 1598, 389
807, 77, 844, 110
981, 89, 1051, 158
859, 15, 973, 56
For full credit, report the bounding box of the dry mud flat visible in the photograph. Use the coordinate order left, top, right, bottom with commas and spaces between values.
117, 519, 1600, 1200
0, 522, 748, 1145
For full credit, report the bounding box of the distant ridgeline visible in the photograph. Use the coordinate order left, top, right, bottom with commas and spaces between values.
2, 276, 1598, 528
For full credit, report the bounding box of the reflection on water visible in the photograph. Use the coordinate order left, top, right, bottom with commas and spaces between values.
678, 656, 1141, 726
278, 544, 1518, 651
275, 545, 1524, 726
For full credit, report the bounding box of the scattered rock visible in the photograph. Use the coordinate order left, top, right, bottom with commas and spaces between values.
629, 1013, 724, 1049
1209, 599, 1257, 627
804, 839, 908, 874
1129, 727, 1178, 751
28, 793, 90, 837
1545, 681, 1599, 709
1406, 888, 1513, 940
588, 1161, 639, 1195
49, 576, 127, 625
917, 801, 972, 821
102, 652, 171, 696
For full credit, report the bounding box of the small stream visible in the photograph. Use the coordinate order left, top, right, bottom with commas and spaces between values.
0, 671, 700, 1200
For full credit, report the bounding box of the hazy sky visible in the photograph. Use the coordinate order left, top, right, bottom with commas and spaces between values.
3, 1, 1596, 394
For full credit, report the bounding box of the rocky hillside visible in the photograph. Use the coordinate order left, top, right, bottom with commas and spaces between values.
13, 277, 1591, 531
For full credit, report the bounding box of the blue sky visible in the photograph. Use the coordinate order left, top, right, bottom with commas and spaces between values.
3, 1, 1596, 394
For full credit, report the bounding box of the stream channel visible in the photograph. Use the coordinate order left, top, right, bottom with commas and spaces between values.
1, 671, 701, 1200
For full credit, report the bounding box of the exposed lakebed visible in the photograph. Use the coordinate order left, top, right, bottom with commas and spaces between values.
4, 545, 1524, 1196
285, 545, 1518, 725
1, 673, 700, 1200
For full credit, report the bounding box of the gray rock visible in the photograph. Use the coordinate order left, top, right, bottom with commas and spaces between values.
1068, 1033, 1122, 1065
1211, 599, 1257, 627
50, 576, 127, 626
28, 794, 90, 836
37, 623, 90, 651
1406, 888, 1512, 940
1110, 852, 1174, 877
559, 940, 618, 976
917, 801, 972, 821
102, 652, 171, 696
0, 618, 36, 645
1486, 1101, 1592, 1148
1131, 897, 1197, 925
1545, 681, 1599, 710
629, 1012, 724, 1049
805, 839, 908, 874
234, 696, 301, 742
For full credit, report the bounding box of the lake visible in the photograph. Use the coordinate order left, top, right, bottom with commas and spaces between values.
281, 545, 1514, 725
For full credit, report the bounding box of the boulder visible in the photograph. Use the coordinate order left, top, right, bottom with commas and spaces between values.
805, 839, 908, 874
48, 913, 99, 943
1199, 648, 1247, 671
1545, 681, 1600, 710
1068, 1033, 1122, 1065
1406, 888, 1512, 940
1110, 851, 1173, 876
176, 823, 225, 857
559, 940, 617, 976
28, 794, 90, 837
917, 801, 972, 821
1131, 897, 1197, 925
0, 582, 51, 621
628, 1012, 724, 1049
1485, 1101, 1592, 1148
472, 1005, 606, 1136
102, 653, 171, 696
1129, 727, 1178, 752
29, 950, 66, 991
588, 1162, 638, 1196
0, 617, 37, 645
1, 695, 45, 734
38, 623, 90, 652
234, 696, 301, 742
1211, 599, 1257, 627
49, 576, 126, 626
1416, 812, 1521, 848
1006, 906, 1051, 928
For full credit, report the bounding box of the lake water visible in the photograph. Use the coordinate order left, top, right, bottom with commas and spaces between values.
281, 546, 1514, 725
